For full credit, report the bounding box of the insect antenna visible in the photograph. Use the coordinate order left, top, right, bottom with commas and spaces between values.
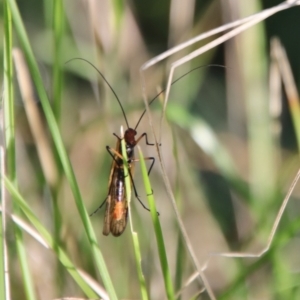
65, 58, 130, 129
134, 64, 226, 130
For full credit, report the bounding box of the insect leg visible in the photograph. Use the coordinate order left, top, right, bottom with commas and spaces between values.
113, 133, 121, 140
107, 144, 159, 215
129, 156, 155, 176
90, 196, 108, 216
136, 133, 153, 146
90, 155, 117, 217
106, 146, 131, 178
128, 168, 159, 216
145, 157, 155, 176
106, 145, 124, 164
107, 145, 154, 176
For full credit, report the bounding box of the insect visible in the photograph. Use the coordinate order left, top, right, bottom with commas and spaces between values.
100, 101, 156, 236
102, 124, 155, 237
75, 60, 157, 236
68, 58, 225, 236
102, 138, 130, 236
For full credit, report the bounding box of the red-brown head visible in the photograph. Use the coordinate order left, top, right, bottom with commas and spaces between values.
124, 128, 137, 147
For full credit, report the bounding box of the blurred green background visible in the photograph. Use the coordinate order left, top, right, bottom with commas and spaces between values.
2, 0, 300, 299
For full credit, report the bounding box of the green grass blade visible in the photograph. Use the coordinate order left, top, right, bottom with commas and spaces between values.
52, 0, 64, 120
288, 98, 300, 152
14, 229, 36, 300
131, 232, 149, 300
3, 0, 15, 181
2, 2, 12, 299
138, 147, 175, 300
171, 126, 185, 298
7, 1, 117, 298
121, 130, 149, 300
3, 2, 36, 300
4, 176, 99, 298
0, 189, 5, 299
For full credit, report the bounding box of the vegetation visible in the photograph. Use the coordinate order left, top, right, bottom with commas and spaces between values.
1, 0, 300, 299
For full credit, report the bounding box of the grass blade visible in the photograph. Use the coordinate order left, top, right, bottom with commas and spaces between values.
52, 0, 64, 120
138, 146, 175, 300
7, 1, 117, 298
4, 176, 99, 298
121, 129, 149, 300
3, 2, 36, 300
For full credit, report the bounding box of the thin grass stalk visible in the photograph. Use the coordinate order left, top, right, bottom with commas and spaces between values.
0, 146, 12, 300
1, 3, 10, 299
269, 38, 282, 156
120, 129, 149, 300
0, 205, 110, 299
3, 0, 15, 181
12, 49, 60, 192
170, 127, 185, 299
0, 149, 8, 300
111, 0, 124, 29
4, 176, 100, 298
42, 0, 53, 28
3, 2, 36, 300
12, 46, 65, 294
219, 213, 300, 299
138, 146, 175, 300
7, 1, 117, 298
272, 38, 300, 152
217, 167, 300, 298
52, 0, 64, 120
138, 6, 300, 297
240, 1, 276, 215
139, 75, 216, 298
131, 232, 148, 299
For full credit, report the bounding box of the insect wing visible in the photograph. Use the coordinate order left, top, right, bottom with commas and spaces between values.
102, 140, 119, 236
103, 139, 129, 236
109, 198, 128, 237
102, 194, 112, 236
